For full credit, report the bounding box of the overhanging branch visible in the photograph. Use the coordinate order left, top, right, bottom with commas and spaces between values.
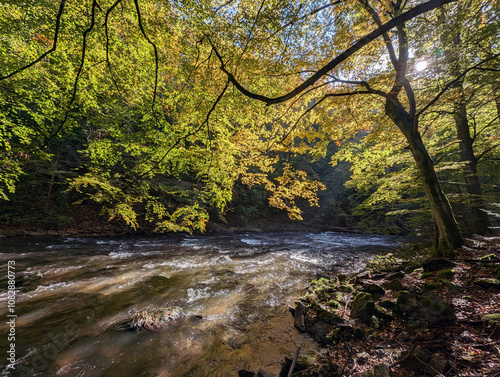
0, 0, 66, 80
212, 0, 457, 105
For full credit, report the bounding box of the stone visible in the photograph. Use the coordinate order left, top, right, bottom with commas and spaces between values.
396, 291, 419, 315
294, 301, 307, 332
386, 271, 405, 280
373, 363, 390, 377
238, 371, 256, 377
309, 321, 332, 345
428, 354, 448, 376
15, 273, 42, 292
383, 278, 403, 291
257, 369, 276, 377
125, 306, 184, 330
420, 293, 454, 322
436, 269, 455, 280
474, 278, 500, 289
399, 345, 432, 373
375, 306, 394, 322
441, 280, 464, 294
351, 292, 375, 323
495, 267, 500, 278
423, 282, 441, 291
378, 299, 396, 310
360, 284, 385, 298
316, 307, 343, 325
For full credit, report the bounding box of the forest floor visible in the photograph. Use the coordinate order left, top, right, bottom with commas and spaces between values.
286, 235, 500, 377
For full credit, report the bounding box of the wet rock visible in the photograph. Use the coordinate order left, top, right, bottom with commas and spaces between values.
351, 292, 375, 323
15, 273, 42, 292
474, 278, 500, 289
360, 283, 385, 298
395, 291, 419, 316
383, 278, 403, 291
124, 306, 184, 330
294, 301, 307, 332
138, 275, 174, 294
373, 363, 390, 377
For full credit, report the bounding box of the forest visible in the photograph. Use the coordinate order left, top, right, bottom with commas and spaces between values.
0, 0, 500, 376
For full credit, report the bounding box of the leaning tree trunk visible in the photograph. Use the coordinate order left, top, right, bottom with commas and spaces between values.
453, 82, 490, 235
385, 98, 464, 257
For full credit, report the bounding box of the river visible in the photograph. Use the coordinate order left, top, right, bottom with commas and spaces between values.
0, 231, 400, 376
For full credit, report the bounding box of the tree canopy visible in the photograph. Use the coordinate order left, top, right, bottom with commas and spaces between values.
0, 0, 499, 254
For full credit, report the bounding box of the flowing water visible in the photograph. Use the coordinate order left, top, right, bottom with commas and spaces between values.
0, 231, 400, 377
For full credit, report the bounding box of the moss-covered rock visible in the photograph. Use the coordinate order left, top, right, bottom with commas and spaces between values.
396, 291, 419, 315
441, 279, 463, 294
423, 282, 441, 291
474, 278, 500, 290
483, 313, 500, 326
383, 278, 404, 291
420, 293, 454, 322
420, 272, 434, 279
436, 269, 455, 280
375, 306, 394, 322
480, 254, 500, 262
360, 283, 385, 298
351, 292, 375, 323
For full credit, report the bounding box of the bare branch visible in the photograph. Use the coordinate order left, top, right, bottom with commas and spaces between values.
212, 0, 458, 106
104, 0, 126, 97
1, 0, 66, 80
133, 0, 159, 113
45, 0, 99, 146
280, 90, 372, 144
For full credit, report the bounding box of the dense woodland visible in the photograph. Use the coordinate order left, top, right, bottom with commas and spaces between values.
0, 0, 499, 255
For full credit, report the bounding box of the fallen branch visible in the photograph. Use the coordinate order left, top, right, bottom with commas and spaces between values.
287, 346, 301, 377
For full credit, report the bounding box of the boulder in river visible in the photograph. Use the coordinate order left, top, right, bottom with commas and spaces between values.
124, 306, 184, 330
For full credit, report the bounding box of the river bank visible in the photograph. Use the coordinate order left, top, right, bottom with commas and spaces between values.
276, 235, 500, 377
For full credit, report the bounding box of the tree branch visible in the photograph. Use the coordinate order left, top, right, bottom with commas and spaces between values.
417, 53, 500, 117
212, 0, 457, 106
140, 81, 230, 177
104, 0, 126, 97
0, 0, 66, 80
133, 0, 159, 113
45, 0, 99, 146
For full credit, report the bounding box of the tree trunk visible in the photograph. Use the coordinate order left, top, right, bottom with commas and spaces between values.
453, 83, 490, 235
385, 98, 464, 257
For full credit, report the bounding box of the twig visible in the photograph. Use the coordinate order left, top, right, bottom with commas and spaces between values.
287, 346, 301, 377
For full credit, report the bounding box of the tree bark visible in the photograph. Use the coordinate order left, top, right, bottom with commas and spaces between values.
453, 82, 490, 235
385, 97, 464, 257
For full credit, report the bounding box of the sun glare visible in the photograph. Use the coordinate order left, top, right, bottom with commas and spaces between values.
415, 60, 428, 71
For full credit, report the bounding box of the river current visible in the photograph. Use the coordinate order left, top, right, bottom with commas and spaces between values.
0, 231, 400, 376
